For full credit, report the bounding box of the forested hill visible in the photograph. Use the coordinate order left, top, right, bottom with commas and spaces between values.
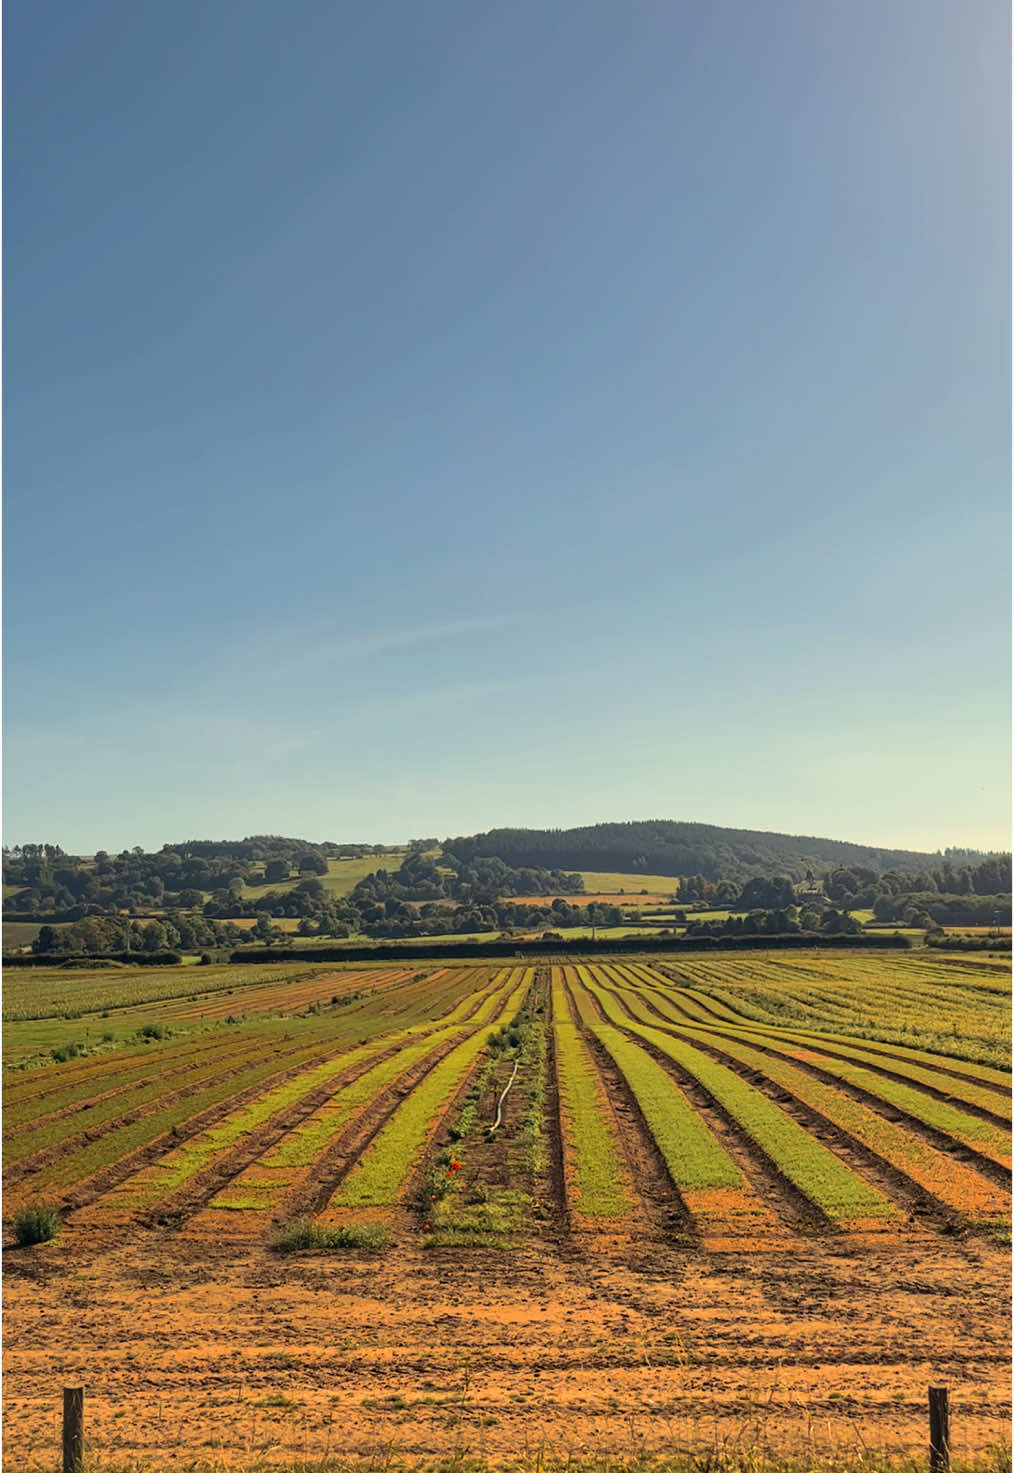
442, 822, 967, 883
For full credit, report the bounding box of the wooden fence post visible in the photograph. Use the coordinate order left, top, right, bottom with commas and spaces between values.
62, 1385, 84, 1473
929, 1385, 950, 1473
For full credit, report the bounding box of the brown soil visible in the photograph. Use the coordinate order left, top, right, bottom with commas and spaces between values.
3, 1229, 1009, 1470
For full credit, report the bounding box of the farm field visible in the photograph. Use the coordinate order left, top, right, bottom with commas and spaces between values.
2, 949, 1010, 1469
575, 871, 680, 897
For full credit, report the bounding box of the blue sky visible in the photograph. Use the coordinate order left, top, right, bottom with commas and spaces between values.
4, 0, 1009, 854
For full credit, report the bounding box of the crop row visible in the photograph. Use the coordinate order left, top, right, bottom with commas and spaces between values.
325, 969, 534, 1214
609, 967, 1012, 1168
96, 967, 526, 1228
606, 969, 1009, 1221
105, 1037, 400, 1212
208, 1036, 459, 1213
561, 968, 789, 1243
6, 970, 513, 1212
4, 965, 489, 1122
551, 974, 629, 1219
614, 965, 1012, 1113
573, 967, 900, 1227
641, 961, 1012, 1084
657, 954, 1010, 1070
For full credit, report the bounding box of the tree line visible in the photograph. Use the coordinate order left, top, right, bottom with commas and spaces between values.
2, 839, 389, 918
442, 820, 956, 882
9, 836, 1010, 957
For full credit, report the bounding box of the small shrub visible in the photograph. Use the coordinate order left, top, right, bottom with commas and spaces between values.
11, 1203, 61, 1246
270, 1217, 389, 1253
137, 1023, 169, 1041
51, 1042, 81, 1063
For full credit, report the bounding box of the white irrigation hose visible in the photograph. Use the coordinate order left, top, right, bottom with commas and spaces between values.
489, 1058, 520, 1135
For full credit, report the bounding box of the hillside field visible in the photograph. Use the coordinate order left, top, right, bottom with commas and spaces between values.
2, 949, 1010, 1469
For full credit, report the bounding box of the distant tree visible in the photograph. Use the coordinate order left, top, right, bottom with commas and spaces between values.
140, 921, 168, 952
32, 924, 63, 955
738, 876, 795, 910
294, 878, 326, 900
264, 860, 290, 884
252, 913, 284, 945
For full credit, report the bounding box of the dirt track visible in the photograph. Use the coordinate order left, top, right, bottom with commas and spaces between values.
3, 1228, 1009, 1470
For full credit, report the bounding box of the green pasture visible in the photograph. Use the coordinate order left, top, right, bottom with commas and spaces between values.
239, 852, 408, 900
575, 871, 680, 897
2, 920, 53, 950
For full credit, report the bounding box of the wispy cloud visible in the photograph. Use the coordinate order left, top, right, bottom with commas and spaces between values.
233, 613, 523, 674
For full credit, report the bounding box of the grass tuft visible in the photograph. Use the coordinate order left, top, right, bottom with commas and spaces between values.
10, 1201, 61, 1246
269, 1216, 389, 1253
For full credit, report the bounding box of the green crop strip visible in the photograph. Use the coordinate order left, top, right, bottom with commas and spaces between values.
610, 968, 1012, 1121
4, 1038, 291, 1166
4, 1038, 238, 1126
261, 1036, 455, 1170
113, 1038, 395, 1206
784, 1056, 1012, 1161
62, 978, 509, 1207
629, 1014, 1009, 1221
207, 1024, 481, 1209
765, 1033, 1009, 1120
623, 971, 1010, 1160
552, 976, 628, 1217
568, 974, 743, 1194
331, 971, 532, 1209
631, 963, 1013, 1088
217, 1018, 500, 1215
15, 1031, 387, 1198
581, 972, 897, 1223
2, 1024, 255, 1106
138, 994, 508, 1211
1, 963, 340, 1023
663, 955, 1011, 1073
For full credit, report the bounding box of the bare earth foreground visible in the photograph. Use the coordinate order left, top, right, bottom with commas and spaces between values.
3, 1221, 1010, 1470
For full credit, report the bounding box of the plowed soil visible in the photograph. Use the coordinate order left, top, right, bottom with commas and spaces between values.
3, 1229, 1009, 1469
